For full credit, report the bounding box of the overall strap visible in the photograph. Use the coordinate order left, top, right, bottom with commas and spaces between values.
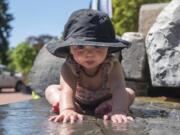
101, 55, 118, 90
101, 63, 109, 90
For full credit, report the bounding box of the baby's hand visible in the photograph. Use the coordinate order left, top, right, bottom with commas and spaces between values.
49, 109, 83, 123
103, 113, 133, 123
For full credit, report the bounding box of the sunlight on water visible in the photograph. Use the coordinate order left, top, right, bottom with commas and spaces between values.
1, 99, 180, 135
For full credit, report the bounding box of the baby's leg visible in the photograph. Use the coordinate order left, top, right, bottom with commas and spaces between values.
45, 84, 83, 114
45, 84, 61, 106
45, 84, 61, 113
95, 88, 135, 115
126, 87, 135, 106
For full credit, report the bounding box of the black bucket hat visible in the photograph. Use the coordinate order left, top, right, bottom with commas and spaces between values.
46, 9, 131, 58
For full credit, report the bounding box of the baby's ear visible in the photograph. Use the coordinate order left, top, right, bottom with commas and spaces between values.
107, 48, 110, 53
68, 47, 72, 54
118, 51, 122, 62
69, 54, 74, 59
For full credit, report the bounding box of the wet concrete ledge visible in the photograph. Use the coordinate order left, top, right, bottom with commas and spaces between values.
0, 98, 180, 135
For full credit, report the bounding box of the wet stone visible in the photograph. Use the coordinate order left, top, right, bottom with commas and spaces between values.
0, 98, 180, 135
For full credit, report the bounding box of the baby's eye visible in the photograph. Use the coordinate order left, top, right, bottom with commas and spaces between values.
72, 45, 85, 50
77, 45, 85, 49
94, 46, 101, 49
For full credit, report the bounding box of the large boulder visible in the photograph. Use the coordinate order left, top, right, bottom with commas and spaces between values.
146, 0, 180, 87
139, 3, 168, 36
121, 32, 147, 81
28, 46, 65, 96
121, 32, 149, 96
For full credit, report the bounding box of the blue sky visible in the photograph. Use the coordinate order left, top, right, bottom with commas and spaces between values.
9, 0, 90, 48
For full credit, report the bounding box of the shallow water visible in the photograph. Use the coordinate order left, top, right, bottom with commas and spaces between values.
0, 98, 180, 135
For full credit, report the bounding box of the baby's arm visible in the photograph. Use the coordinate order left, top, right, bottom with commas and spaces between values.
105, 61, 133, 123
49, 63, 83, 123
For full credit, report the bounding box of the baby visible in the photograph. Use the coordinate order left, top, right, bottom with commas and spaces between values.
45, 9, 135, 124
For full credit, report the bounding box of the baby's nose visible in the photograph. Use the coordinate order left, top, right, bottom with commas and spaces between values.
85, 46, 94, 54
86, 48, 94, 55
86, 49, 94, 56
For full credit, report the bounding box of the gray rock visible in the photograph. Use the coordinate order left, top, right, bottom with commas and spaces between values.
139, 3, 168, 36
28, 46, 65, 96
146, 0, 180, 87
121, 32, 147, 81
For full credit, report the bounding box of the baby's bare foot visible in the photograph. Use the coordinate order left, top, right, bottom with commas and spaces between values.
95, 100, 112, 115
52, 102, 59, 114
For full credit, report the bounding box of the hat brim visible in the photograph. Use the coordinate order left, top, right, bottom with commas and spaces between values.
46, 37, 131, 58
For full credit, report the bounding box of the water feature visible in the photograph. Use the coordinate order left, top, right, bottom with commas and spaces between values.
0, 98, 180, 135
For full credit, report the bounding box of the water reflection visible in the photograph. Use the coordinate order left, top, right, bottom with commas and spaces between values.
0, 98, 180, 135
0, 99, 51, 135
56, 119, 103, 135
101, 118, 149, 135
0, 104, 9, 135
58, 123, 78, 135
103, 120, 128, 132
168, 109, 180, 121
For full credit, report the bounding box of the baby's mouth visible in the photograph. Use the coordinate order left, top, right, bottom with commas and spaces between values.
86, 60, 95, 65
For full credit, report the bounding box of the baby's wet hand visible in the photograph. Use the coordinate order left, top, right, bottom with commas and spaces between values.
49, 109, 83, 123
103, 113, 133, 124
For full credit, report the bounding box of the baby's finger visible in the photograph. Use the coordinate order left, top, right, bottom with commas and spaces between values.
49, 115, 58, 122
112, 118, 118, 123
120, 115, 127, 123
63, 116, 70, 123
49, 115, 61, 122
111, 116, 119, 123
103, 114, 110, 120
48, 115, 56, 121
104, 112, 112, 120
127, 116, 134, 122
103, 119, 110, 127
54, 115, 63, 122
70, 115, 77, 124
77, 114, 84, 121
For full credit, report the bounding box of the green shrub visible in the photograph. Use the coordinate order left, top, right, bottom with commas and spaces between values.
8, 42, 37, 75
112, 0, 171, 35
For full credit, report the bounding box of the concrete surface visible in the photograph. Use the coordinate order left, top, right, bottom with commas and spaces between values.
0, 88, 32, 105
0, 98, 180, 135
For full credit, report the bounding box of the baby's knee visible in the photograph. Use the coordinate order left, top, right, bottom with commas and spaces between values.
126, 88, 135, 97
126, 88, 135, 105
45, 84, 61, 98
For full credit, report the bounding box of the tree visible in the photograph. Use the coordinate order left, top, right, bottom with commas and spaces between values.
8, 42, 37, 75
8, 34, 56, 75
0, 0, 13, 64
26, 34, 57, 52
112, 0, 171, 36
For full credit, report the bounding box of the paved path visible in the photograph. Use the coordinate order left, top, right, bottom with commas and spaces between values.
1, 98, 180, 135
0, 88, 32, 105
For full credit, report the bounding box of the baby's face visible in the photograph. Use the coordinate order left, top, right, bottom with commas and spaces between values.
70, 45, 108, 70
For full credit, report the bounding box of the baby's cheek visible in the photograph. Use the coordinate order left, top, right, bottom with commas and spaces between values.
76, 51, 84, 55
73, 57, 83, 65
